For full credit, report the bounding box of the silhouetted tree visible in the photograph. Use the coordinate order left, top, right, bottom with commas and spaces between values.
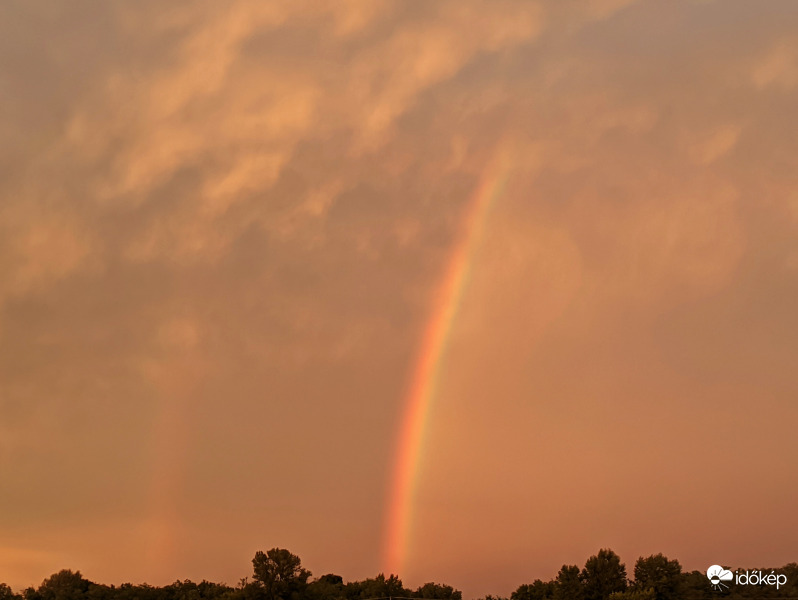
252, 549, 311, 600
307, 575, 344, 600
345, 574, 408, 600
228, 578, 263, 600
554, 565, 584, 600
16, 549, 798, 600
675, 571, 707, 600
37, 570, 91, 600
580, 550, 626, 600
631, 555, 680, 600
513, 580, 555, 600
607, 589, 654, 600
414, 582, 461, 600
0, 583, 19, 600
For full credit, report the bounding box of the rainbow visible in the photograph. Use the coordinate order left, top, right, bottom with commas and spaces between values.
381, 149, 512, 577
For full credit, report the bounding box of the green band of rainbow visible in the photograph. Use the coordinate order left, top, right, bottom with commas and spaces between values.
382, 150, 512, 576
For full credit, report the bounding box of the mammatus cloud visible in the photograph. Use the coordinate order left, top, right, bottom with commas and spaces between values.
51, 1, 545, 268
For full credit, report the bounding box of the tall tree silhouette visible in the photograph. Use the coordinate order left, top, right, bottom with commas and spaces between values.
554, 565, 584, 600
581, 550, 627, 600
252, 548, 311, 600
632, 555, 681, 600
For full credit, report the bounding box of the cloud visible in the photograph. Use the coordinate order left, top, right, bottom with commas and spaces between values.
24, 1, 547, 280
684, 124, 742, 165
2, 216, 95, 297
752, 38, 798, 89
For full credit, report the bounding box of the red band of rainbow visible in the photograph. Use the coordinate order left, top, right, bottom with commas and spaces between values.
382, 148, 513, 576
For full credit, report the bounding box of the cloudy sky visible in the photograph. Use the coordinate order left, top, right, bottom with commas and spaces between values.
1, 0, 798, 596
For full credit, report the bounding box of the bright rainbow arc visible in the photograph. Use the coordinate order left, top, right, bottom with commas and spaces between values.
382, 150, 512, 577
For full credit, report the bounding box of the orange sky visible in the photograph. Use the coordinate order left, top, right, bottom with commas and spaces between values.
1, 1, 797, 597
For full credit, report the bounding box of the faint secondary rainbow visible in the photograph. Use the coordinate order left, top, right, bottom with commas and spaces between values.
382, 149, 512, 577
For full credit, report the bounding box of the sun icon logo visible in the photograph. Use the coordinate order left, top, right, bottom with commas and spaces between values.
707, 565, 734, 591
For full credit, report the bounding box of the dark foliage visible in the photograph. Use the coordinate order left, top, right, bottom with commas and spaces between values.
2, 549, 796, 600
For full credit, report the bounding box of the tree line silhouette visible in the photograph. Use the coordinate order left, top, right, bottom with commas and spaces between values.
2, 547, 796, 600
